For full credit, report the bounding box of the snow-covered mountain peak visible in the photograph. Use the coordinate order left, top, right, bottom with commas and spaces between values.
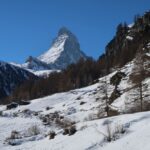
38, 27, 87, 69
22, 27, 87, 72
58, 27, 76, 37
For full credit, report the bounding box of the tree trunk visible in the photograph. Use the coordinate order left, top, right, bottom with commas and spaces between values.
139, 82, 143, 111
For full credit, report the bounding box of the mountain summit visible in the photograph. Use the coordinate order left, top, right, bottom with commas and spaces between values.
24, 27, 87, 71
38, 27, 87, 69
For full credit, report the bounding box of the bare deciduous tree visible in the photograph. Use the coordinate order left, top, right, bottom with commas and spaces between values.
130, 45, 146, 111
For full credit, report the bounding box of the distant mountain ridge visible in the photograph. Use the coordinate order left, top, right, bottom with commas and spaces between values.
0, 61, 37, 102
23, 56, 51, 71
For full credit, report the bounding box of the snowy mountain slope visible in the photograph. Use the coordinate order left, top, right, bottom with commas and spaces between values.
0, 58, 149, 149
11, 60, 59, 78
0, 61, 37, 101
23, 56, 51, 71
38, 31, 68, 64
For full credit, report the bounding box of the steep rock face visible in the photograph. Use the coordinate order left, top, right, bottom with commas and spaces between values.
99, 11, 150, 72
38, 27, 87, 69
0, 61, 37, 101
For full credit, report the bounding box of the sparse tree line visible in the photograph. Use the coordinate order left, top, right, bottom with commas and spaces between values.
8, 58, 105, 102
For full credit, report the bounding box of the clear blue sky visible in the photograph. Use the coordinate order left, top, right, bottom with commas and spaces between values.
0, 0, 150, 63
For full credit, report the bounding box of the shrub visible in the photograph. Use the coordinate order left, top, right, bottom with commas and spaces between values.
46, 107, 50, 111
9, 130, 21, 139
106, 124, 113, 142
76, 96, 81, 100
13, 112, 18, 117
27, 125, 41, 136
80, 101, 86, 105
5, 130, 22, 146
22, 109, 33, 116
42, 117, 48, 123
63, 128, 69, 135
107, 108, 119, 117
49, 131, 56, 139
55, 117, 75, 128
115, 123, 126, 134
68, 126, 77, 136
85, 113, 97, 121
0, 111, 3, 116
63, 125, 77, 136
104, 122, 126, 142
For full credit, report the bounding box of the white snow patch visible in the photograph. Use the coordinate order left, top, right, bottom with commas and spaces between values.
126, 36, 133, 41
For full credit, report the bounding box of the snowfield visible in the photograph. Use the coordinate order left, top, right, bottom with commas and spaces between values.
0, 61, 150, 150
1, 109, 150, 150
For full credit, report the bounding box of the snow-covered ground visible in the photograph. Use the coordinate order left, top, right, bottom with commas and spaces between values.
1, 107, 150, 150
0, 60, 149, 150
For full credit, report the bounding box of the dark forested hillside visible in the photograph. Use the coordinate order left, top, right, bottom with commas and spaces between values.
9, 58, 102, 101
0, 61, 37, 104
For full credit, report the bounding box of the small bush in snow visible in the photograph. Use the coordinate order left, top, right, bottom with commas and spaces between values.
76, 96, 81, 100
106, 124, 113, 142
46, 106, 50, 111
55, 117, 75, 128
69, 126, 77, 135
13, 112, 18, 117
104, 122, 126, 142
42, 117, 48, 123
5, 130, 22, 146
22, 109, 34, 117
85, 113, 97, 121
9, 130, 21, 139
63, 128, 69, 135
0, 111, 3, 116
49, 131, 56, 139
115, 123, 126, 134
80, 101, 86, 105
27, 125, 41, 136
67, 107, 76, 115
5, 127, 44, 146
63, 125, 77, 136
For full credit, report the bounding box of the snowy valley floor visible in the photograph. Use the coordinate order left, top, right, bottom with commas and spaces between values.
1, 108, 150, 150
0, 61, 149, 150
